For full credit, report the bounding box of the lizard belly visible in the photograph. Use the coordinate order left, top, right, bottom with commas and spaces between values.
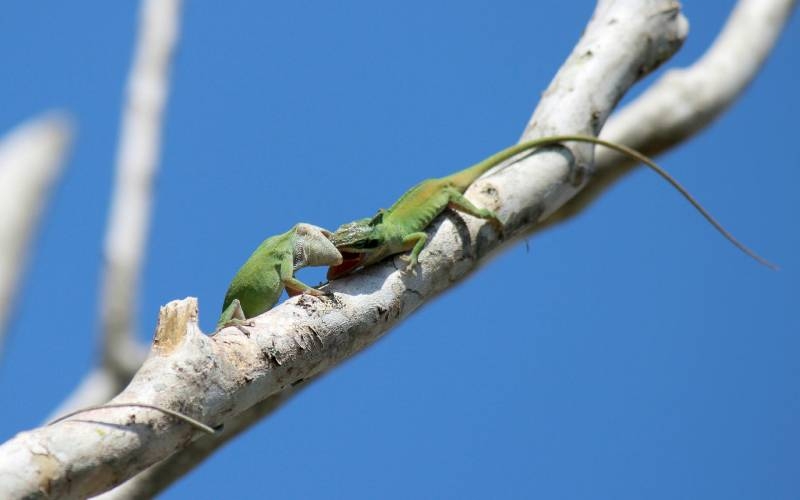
237, 278, 281, 317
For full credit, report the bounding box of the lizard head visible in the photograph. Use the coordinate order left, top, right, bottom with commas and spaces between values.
327, 210, 387, 279
292, 223, 343, 269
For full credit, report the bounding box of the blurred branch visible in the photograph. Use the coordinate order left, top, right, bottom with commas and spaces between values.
0, 113, 73, 358
49, 0, 183, 420
541, 0, 797, 229
100, 0, 182, 378
0, 2, 688, 497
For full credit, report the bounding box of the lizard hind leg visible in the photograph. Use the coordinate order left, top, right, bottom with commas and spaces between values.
444, 187, 504, 236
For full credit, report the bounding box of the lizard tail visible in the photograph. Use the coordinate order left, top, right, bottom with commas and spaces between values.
559, 135, 778, 270
455, 134, 778, 270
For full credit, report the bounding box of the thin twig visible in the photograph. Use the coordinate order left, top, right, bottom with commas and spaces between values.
49, 403, 216, 435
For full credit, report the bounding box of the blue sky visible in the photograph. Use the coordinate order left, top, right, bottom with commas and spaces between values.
0, 1, 798, 498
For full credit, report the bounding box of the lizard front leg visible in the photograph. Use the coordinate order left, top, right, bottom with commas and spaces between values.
215, 298, 254, 335
398, 232, 428, 273
284, 276, 328, 297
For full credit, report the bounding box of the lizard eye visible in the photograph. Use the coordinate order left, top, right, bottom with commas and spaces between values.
351, 238, 381, 250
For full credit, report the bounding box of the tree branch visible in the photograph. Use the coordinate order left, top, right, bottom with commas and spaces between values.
94, 383, 308, 499
0, 113, 73, 358
0, 1, 688, 498
542, 0, 797, 229
99, 0, 182, 378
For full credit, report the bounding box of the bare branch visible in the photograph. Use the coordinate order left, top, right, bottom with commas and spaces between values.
95, 383, 307, 499
0, 2, 688, 497
0, 113, 72, 357
543, 0, 797, 228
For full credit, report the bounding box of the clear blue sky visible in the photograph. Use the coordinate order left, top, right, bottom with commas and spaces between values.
1, 1, 798, 498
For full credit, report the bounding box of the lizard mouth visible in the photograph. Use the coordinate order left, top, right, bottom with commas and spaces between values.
327, 251, 365, 280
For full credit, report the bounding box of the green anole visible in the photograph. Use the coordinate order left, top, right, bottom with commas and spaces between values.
217, 223, 342, 331
46, 229, 342, 440
327, 134, 775, 279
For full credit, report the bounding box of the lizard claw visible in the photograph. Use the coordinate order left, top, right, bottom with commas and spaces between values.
215, 319, 255, 337
300, 287, 335, 300
315, 287, 337, 298
235, 324, 253, 337
399, 255, 419, 274
303, 287, 326, 297
313, 287, 336, 298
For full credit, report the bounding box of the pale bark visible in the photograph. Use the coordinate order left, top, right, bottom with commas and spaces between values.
94, 385, 307, 499
0, 1, 689, 498
0, 113, 73, 357
543, 0, 797, 228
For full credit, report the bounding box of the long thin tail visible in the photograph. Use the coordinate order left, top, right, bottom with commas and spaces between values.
459, 134, 777, 270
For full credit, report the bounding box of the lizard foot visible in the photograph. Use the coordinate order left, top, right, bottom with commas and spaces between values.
398, 255, 420, 275
289, 286, 335, 300
290, 286, 334, 298
215, 319, 255, 336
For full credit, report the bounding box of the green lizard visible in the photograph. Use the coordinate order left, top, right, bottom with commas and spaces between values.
51, 227, 340, 435
217, 223, 343, 331
327, 134, 775, 279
